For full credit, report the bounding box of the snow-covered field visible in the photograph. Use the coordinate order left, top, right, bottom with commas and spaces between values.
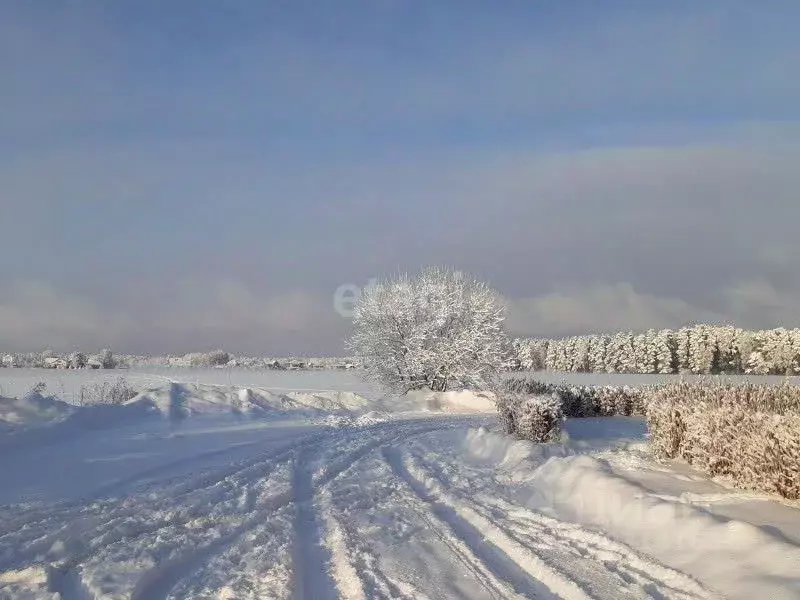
0, 368, 379, 406
1, 370, 799, 599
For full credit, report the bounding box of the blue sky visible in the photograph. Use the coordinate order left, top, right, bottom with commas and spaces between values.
2, 1, 800, 354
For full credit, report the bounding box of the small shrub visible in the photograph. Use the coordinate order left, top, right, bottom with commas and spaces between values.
79, 377, 138, 406
29, 382, 47, 395
496, 392, 564, 442
516, 394, 565, 442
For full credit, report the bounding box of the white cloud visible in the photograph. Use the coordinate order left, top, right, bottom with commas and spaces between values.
0, 281, 135, 350
0, 279, 347, 354
504, 283, 724, 336
4, 277, 800, 354
156, 280, 327, 334
719, 280, 800, 330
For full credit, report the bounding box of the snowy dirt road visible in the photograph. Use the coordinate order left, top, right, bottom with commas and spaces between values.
0, 411, 728, 600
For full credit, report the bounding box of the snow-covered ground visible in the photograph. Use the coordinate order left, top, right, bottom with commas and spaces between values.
0, 368, 378, 406
1, 372, 799, 599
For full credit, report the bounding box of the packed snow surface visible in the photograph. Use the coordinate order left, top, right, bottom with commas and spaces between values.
0, 372, 798, 599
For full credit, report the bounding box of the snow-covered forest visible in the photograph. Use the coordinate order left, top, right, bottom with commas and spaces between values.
510, 325, 800, 375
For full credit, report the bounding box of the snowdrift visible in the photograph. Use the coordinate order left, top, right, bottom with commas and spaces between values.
387, 389, 496, 413
462, 426, 800, 600
0, 382, 376, 453
0, 391, 74, 429
127, 383, 371, 421
0, 382, 498, 453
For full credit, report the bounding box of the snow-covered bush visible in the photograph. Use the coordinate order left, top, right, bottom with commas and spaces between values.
496, 392, 564, 442
515, 395, 565, 442
207, 349, 231, 366
79, 377, 138, 406
29, 381, 47, 395
647, 383, 800, 500
503, 378, 647, 417
182, 350, 232, 367
349, 267, 508, 393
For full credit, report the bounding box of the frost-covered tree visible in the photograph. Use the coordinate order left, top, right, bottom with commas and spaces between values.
760, 328, 794, 375
688, 325, 716, 374
644, 329, 659, 374
790, 329, 800, 375
69, 351, 87, 369
746, 350, 770, 375
604, 332, 634, 373
504, 338, 529, 371
208, 349, 232, 366
608, 332, 635, 373
654, 329, 676, 374
547, 338, 571, 372
587, 335, 608, 373
675, 327, 692, 373
573, 336, 590, 372
738, 330, 759, 373
348, 267, 508, 393
100, 348, 116, 369
714, 326, 740, 374
528, 339, 548, 370
544, 339, 558, 371
633, 333, 649, 373
605, 334, 622, 373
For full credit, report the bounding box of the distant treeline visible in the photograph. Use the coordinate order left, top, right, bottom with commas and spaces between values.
509, 325, 800, 375
0, 349, 357, 371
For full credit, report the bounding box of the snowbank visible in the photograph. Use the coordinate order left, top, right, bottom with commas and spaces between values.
0, 392, 74, 428
463, 426, 800, 600
393, 389, 496, 413
0, 382, 376, 454
127, 383, 371, 421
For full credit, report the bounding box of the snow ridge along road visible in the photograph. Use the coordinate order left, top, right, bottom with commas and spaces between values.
0, 403, 732, 600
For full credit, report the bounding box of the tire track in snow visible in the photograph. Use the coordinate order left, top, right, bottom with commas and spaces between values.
0, 429, 326, 545
471, 497, 717, 600
0, 436, 309, 574
131, 488, 296, 600
49, 452, 297, 600
382, 446, 555, 600
1, 417, 482, 599
318, 466, 435, 600
0, 434, 323, 595
290, 423, 445, 600
291, 447, 339, 600
409, 447, 718, 600
133, 422, 445, 600
316, 488, 368, 600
